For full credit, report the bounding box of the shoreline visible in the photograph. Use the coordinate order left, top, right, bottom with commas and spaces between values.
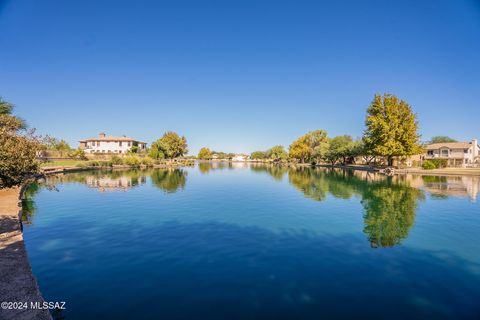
0, 186, 52, 320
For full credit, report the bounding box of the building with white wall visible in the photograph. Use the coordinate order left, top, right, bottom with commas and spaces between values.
79, 133, 147, 154
425, 139, 479, 167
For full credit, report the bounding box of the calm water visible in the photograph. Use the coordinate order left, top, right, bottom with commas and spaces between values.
22, 164, 480, 319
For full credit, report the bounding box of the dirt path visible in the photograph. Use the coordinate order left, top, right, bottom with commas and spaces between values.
0, 187, 51, 320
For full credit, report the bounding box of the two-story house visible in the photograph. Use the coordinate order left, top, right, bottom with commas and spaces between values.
79, 133, 147, 154
425, 139, 479, 167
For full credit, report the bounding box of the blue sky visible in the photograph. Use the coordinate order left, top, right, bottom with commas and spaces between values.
1, 0, 479, 154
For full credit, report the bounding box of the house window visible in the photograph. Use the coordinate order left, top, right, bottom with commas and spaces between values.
441, 149, 449, 157
119, 141, 122, 147
427, 150, 434, 156
128, 142, 131, 147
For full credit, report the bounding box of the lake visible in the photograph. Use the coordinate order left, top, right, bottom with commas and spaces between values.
22, 164, 480, 319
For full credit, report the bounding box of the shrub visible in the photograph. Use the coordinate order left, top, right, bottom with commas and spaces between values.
68, 148, 87, 160
123, 156, 140, 166
103, 161, 113, 167
111, 155, 123, 165
88, 160, 100, 167
141, 157, 154, 166
431, 159, 447, 168
422, 160, 436, 170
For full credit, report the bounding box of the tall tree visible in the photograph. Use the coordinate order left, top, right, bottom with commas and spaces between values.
150, 132, 188, 159
44, 137, 71, 156
288, 139, 311, 163
363, 93, 423, 166
266, 145, 288, 161
288, 129, 329, 163
198, 147, 213, 160
325, 135, 355, 165
429, 136, 457, 144
304, 130, 329, 163
250, 151, 267, 160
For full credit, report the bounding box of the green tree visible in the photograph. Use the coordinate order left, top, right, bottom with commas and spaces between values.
0, 98, 40, 188
325, 135, 355, 165
130, 141, 139, 154
68, 148, 87, 159
250, 151, 267, 160
429, 136, 457, 144
266, 145, 288, 161
44, 137, 71, 156
363, 93, 423, 166
288, 130, 329, 163
198, 147, 213, 160
288, 139, 311, 163
304, 130, 329, 163
345, 138, 363, 164
356, 140, 376, 165
150, 132, 188, 159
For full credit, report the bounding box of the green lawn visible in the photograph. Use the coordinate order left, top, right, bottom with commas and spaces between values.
40, 159, 88, 167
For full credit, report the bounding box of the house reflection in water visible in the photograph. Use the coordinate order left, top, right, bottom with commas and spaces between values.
350, 170, 480, 202
85, 174, 147, 192
418, 175, 480, 202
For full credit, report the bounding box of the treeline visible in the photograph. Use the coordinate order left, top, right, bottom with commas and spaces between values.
197, 148, 237, 160
255, 93, 423, 166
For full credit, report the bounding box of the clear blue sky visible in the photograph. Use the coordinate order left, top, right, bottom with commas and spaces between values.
1, 0, 479, 154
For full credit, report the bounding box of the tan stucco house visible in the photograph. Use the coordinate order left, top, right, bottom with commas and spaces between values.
79, 133, 147, 154
425, 139, 479, 167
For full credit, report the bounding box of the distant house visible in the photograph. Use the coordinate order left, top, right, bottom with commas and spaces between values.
79, 133, 147, 154
425, 139, 479, 167
232, 154, 249, 162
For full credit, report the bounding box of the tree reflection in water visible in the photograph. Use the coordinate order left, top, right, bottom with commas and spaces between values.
361, 179, 424, 248
286, 167, 425, 248
150, 169, 187, 193
250, 164, 287, 182
21, 183, 41, 224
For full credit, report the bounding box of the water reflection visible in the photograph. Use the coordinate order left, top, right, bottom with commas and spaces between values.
286, 168, 425, 247
151, 169, 187, 193
37, 169, 188, 194
420, 175, 480, 201
39, 170, 149, 192
361, 180, 423, 248
198, 161, 249, 174
26, 164, 480, 249
21, 183, 41, 224
250, 164, 287, 181
245, 164, 480, 247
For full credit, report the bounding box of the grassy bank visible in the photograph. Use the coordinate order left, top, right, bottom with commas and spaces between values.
40, 159, 87, 167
